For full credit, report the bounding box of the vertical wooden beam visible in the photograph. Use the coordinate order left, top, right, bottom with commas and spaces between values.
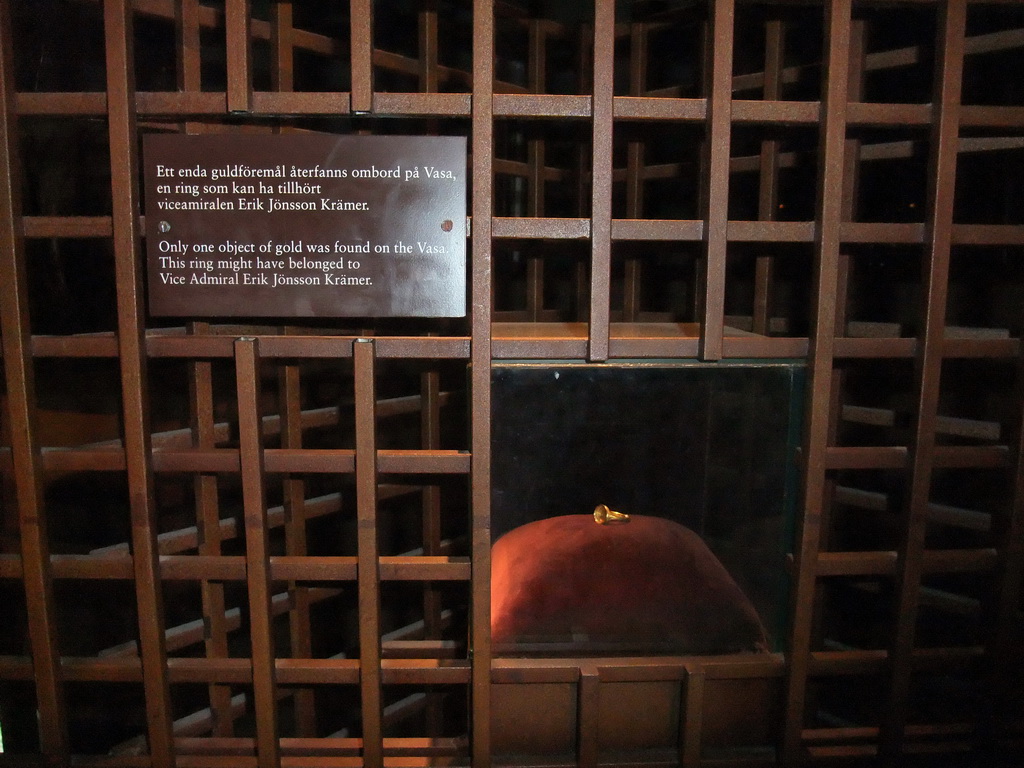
836, 18, 866, 344
752, 18, 783, 336
806, 11, 864, 611
471, 0, 494, 763
783, 1, 853, 763
576, 667, 601, 768
526, 19, 546, 321
226, 0, 252, 113
693, 19, 711, 326
589, 0, 614, 362
354, 339, 383, 768
180, 0, 230, 738
882, 2, 966, 760
351, 0, 374, 113
175, 0, 202, 93
681, 666, 706, 768
989, 341, 1024, 743
103, 1, 175, 765
234, 339, 281, 764
807, 17, 867, 730
419, 1, 439, 93
175, 0, 203, 141
699, 0, 735, 362
188, 322, 235, 737
421, 365, 445, 735
0, 0, 68, 758
235, 337, 281, 768
575, 23, 593, 322
272, 1, 295, 93
623, 21, 648, 322
279, 339, 315, 737
421, 368, 443, 635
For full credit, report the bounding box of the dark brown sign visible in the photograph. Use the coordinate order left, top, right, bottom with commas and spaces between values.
143, 134, 466, 318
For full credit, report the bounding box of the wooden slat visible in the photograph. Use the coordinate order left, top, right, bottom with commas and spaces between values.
22, 215, 113, 237
681, 666, 706, 768
847, 102, 932, 127
175, 0, 202, 95
588, 0, 614, 362
470, 2, 495, 763
613, 96, 706, 121
884, 7, 967, 758
350, 0, 373, 113
493, 93, 592, 118
421, 368, 445, 649
354, 339, 383, 768
492, 216, 590, 239
103, 1, 176, 765
753, 18, 784, 335
0, 0, 69, 756
699, 0, 735, 362
225, 0, 252, 113
576, 666, 601, 768
613, 219, 704, 241
783, 1, 852, 762
234, 338, 281, 768
419, 5, 439, 93
524, 21, 549, 324
270, 0, 294, 93
189, 321, 234, 737
622, 21, 648, 322
372, 92, 471, 116
732, 99, 819, 124
279, 329, 315, 738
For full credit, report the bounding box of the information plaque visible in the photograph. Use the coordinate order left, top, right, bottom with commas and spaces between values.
143, 134, 466, 318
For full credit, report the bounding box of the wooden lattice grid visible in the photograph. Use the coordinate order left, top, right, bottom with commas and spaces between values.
0, 0, 1022, 766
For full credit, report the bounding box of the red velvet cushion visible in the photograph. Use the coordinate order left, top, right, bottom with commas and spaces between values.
491, 514, 768, 654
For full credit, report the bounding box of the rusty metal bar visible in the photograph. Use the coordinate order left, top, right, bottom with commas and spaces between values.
354, 338, 384, 768
351, 0, 374, 112
783, 1, 853, 763
471, 0, 494, 763
103, 1, 176, 765
234, 337, 281, 768
699, 0, 735, 361
226, 0, 253, 113
189, 321, 235, 737
0, 0, 69, 756
882, 3, 967, 761
588, 0, 614, 362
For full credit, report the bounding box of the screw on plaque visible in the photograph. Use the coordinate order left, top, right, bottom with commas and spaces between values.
441, 220, 453, 232
158, 221, 171, 233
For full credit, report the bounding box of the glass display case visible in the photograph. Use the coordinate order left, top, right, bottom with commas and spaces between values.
492, 360, 805, 656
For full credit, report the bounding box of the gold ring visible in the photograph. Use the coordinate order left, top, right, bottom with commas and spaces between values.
593, 504, 630, 525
